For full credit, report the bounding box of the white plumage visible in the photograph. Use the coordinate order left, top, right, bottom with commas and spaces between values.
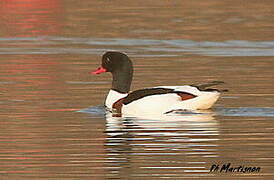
105, 86, 220, 116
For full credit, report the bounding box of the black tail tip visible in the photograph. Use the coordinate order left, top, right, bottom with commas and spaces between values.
211, 80, 225, 84
219, 89, 229, 92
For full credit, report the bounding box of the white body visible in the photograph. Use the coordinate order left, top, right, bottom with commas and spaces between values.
105, 86, 220, 116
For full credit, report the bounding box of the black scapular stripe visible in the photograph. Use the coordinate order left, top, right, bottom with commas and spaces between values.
122, 88, 195, 105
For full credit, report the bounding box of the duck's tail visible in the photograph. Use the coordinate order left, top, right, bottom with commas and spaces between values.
192, 81, 228, 92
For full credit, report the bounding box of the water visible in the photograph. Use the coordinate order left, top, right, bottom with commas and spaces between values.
0, 0, 274, 179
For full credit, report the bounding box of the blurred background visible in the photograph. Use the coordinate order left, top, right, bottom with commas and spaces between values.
0, 0, 273, 179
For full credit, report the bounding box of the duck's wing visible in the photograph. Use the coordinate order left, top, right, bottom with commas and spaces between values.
123, 87, 196, 105
155, 85, 201, 95
191, 81, 227, 91
159, 81, 228, 93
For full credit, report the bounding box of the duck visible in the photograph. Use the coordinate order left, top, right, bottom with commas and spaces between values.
90, 51, 226, 116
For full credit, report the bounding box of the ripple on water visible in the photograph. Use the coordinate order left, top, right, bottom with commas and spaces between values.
66, 81, 109, 85
78, 105, 106, 116
0, 36, 273, 57
78, 105, 273, 177
215, 107, 274, 117
79, 106, 274, 118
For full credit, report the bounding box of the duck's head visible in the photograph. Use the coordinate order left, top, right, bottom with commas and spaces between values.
90, 51, 133, 93
91, 51, 133, 74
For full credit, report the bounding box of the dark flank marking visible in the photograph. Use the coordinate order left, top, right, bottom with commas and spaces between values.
111, 88, 197, 115
122, 88, 174, 105
112, 98, 125, 117
122, 88, 196, 105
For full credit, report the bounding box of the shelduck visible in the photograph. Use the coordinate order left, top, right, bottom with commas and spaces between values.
90, 51, 226, 116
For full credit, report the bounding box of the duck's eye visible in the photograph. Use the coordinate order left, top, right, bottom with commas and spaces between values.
102, 57, 112, 70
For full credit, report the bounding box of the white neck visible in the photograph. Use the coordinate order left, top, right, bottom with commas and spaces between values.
105, 89, 128, 109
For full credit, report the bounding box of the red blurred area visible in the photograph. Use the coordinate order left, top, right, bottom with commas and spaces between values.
0, 0, 68, 115
0, 0, 62, 37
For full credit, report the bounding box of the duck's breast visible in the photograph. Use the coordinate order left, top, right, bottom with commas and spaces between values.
105, 90, 128, 109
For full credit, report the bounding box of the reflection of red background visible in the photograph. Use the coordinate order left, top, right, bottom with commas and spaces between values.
1, 0, 61, 37
0, 0, 65, 112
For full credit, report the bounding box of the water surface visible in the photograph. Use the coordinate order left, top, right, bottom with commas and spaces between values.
0, 0, 273, 179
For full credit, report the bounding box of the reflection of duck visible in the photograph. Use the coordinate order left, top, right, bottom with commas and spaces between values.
91, 52, 226, 116
104, 111, 220, 177
105, 110, 218, 137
